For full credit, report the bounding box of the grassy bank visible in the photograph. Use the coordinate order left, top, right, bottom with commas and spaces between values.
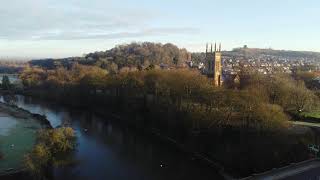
0, 101, 52, 178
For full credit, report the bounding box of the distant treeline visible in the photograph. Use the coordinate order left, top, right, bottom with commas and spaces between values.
0, 66, 23, 74
0, 60, 26, 74
30, 42, 190, 72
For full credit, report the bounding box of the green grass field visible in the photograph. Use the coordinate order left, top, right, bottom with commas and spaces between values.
0, 114, 41, 174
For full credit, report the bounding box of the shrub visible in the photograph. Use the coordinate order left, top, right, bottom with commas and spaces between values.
24, 127, 76, 178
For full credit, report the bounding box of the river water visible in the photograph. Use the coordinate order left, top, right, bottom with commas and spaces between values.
0, 95, 223, 180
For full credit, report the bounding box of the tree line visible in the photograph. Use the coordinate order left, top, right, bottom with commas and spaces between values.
19, 64, 319, 177
29, 42, 190, 73
20, 64, 303, 130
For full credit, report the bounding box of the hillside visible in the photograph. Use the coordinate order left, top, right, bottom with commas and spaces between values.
0, 60, 26, 74
227, 47, 320, 58
30, 42, 190, 72
192, 47, 320, 64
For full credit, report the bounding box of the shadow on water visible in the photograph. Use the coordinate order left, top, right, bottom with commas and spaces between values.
0, 95, 223, 180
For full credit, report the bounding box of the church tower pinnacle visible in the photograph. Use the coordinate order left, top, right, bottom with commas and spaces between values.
205, 42, 222, 86
214, 42, 217, 52
206, 43, 208, 53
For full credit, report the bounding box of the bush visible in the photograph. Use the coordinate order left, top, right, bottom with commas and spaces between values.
24, 127, 76, 178
1, 75, 11, 90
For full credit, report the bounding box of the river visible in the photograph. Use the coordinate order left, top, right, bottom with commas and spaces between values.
0, 95, 223, 180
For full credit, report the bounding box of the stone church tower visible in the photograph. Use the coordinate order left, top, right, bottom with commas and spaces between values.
205, 43, 222, 86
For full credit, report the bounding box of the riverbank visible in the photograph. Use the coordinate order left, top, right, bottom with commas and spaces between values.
0, 102, 51, 128
0, 171, 33, 180
0, 101, 52, 178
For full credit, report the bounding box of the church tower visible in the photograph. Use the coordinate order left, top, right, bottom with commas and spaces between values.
205, 43, 222, 86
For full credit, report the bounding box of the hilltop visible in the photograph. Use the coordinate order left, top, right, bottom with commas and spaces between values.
191, 47, 320, 65
29, 42, 190, 72
227, 47, 320, 59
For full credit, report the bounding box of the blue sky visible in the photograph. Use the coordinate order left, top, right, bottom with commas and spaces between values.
0, 0, 319, 58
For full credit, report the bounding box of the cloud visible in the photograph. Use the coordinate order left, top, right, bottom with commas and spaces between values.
0, 0, 198, 41
26, 27, 199, 40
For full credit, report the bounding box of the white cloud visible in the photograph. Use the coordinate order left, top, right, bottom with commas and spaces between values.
27, 27, 199, 40
0, 0, 198, 41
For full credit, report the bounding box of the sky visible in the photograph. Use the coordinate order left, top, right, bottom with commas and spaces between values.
0, 0, 320, 58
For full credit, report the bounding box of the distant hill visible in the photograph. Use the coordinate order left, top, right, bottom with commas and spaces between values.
0, 60, 26, 74
227, 47, 320, 59
191, 47, 320, 64
30, 42, 190, 72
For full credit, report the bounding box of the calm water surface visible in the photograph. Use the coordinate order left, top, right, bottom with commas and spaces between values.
0, 95, 223, 180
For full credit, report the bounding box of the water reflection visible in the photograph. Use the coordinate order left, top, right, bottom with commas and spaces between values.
1, 95, 223, 180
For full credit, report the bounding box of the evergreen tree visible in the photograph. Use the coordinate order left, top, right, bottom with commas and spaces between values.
2, 75, 11, 90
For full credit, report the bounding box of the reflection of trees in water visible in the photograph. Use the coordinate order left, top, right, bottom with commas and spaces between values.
60, 111, 72, 127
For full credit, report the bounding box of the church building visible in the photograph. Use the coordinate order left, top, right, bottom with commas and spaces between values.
205, 43, 222, 86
